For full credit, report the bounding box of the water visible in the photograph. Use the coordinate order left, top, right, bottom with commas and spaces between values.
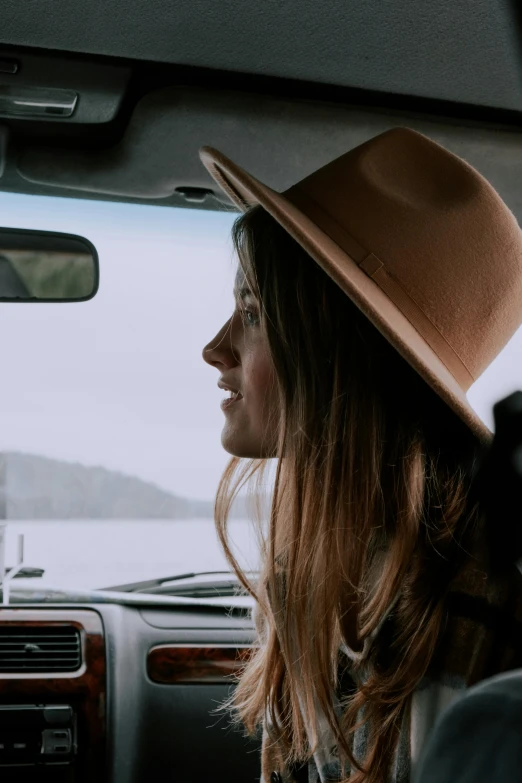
1, 519, 260, 591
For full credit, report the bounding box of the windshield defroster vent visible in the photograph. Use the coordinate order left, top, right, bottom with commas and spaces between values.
0, 625, 81, 673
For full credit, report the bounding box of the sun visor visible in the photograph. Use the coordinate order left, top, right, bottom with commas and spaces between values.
15, 87, 522, 223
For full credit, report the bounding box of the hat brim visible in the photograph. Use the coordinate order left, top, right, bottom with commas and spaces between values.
200, 146, 493, 446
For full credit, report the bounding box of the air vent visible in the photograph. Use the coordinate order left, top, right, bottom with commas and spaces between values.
0, 626, 81, 673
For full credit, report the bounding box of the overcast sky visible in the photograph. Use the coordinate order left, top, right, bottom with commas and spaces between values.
0, 191, 520, 501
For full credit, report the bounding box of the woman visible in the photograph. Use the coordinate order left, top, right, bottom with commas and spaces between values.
201, 128, 522, 783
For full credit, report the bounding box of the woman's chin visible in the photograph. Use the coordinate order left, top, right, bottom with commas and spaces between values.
221, 432, 277, 460
221, 439, 256, 459
221, 428, 247, 458
221, 427, 262, 459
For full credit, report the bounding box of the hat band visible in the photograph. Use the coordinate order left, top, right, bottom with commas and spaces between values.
286, 186, 475, 391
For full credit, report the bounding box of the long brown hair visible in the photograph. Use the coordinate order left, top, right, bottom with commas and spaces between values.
211, 204, 483, 782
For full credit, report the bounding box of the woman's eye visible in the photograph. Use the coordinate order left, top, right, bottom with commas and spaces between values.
245, 310, 259, 326
242, 308, 259, 326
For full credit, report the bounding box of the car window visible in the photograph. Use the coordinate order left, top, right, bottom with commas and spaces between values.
0, 192, 262, 590
0, 190, 519, 592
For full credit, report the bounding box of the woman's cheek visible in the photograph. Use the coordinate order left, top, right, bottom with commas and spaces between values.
246, 340, 275, 395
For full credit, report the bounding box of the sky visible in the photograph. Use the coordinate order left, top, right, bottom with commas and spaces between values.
0, 191, 521, 501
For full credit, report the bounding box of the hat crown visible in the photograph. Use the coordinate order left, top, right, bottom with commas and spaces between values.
286, 128, 522, 388
200, 127, 522, 441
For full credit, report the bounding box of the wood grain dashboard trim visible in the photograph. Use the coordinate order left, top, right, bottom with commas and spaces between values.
0, 608, 106, 780
147, 644, 256, 684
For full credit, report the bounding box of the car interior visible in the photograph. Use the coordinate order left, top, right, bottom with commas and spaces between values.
0, 1, 521, 781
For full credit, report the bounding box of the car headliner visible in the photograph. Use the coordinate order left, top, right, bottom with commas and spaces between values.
0, 0, 521, 214
1, 0, 522, 110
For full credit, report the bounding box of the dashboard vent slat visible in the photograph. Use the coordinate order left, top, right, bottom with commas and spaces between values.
0, 626, 81, 672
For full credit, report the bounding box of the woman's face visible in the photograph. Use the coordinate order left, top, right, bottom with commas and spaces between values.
202, 267, 279, 458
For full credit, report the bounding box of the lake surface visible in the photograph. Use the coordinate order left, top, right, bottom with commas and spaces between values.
1, 519, 260, 591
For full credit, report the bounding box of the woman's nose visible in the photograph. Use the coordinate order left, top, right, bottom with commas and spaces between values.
202, 317, 237, 369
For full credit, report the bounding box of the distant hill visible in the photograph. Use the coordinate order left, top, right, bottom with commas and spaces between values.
0, 452, 251, 520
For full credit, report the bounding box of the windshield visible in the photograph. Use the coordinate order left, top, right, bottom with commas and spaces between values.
0, 190, 520, 594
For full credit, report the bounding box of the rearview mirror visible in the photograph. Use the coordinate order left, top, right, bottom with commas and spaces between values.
0, 228, 99, 301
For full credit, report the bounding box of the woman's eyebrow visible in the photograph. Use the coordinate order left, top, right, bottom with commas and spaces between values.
234, 286, 255, 300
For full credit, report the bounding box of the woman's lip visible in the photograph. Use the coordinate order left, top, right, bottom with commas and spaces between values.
220, 394, 243, 411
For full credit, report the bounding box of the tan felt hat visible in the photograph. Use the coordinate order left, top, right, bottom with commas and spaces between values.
200, 127, 522, 445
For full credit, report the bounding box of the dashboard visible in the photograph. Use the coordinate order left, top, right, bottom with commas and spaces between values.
0, 601, 261, 783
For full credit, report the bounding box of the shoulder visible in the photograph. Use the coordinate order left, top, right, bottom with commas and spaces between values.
415, 669, 522, 783
431, 561, 522, 681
